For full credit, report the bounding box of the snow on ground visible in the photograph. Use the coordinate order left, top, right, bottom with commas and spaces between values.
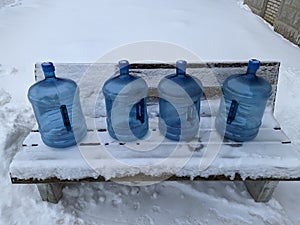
0, 0, 300, 224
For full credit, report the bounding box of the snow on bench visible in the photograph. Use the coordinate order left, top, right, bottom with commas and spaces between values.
9, 62, 300, 203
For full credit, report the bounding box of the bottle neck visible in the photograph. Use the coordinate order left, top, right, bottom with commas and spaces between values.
176, 60, 187, 77
44, 71, 56, 79
119, 68, 129, 77
176, 68, 186, 77
246, 68, 257, 78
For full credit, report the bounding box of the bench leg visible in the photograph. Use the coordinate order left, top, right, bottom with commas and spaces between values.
36, 183, 64, 204
244, 180, 279, 202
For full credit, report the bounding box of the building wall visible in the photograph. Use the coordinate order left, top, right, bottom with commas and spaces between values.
0, 0, 16, 8
244, 0, 269, 16
274, 0, 300, 46
245, 0, 300, 47
264, 0, 282, 25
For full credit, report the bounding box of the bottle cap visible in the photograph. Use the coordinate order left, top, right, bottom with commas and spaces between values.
248, 59, 260, 73
41, 62, 55, 73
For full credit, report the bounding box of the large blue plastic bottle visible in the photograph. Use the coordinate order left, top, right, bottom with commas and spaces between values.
158, 60, 203, 141
102, 60, 149, 141
28, 62, 87, 148
215, 59, 272, 142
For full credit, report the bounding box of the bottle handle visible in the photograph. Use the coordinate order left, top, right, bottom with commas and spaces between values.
136, 99, 145, 124
60, 105, 72, 131
187, 105, 195, 121
227, 100, 239, 125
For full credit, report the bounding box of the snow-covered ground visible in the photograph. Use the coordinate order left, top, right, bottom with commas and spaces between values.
1, 0, 300, 224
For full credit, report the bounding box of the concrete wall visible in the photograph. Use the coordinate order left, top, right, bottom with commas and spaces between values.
274, 0, 300, 46
244, 0, 269, 17
245, 0, 300, 47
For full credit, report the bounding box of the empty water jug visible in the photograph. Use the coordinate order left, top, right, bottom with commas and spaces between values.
215, 59, 272, 142
28, 62, 87, 148
102, 60, 149, 141
158, 60, 203, 141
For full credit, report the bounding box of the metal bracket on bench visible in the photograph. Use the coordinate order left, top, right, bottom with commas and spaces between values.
244, 180, 279, 202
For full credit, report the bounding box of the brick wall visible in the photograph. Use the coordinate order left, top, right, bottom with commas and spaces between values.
245, 0, 300, 47
264, 0, 282, 25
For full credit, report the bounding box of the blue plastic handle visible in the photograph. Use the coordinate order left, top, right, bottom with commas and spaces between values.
60, 105, 72, 131
136, 99, 145, 124
227, 100, 239, 124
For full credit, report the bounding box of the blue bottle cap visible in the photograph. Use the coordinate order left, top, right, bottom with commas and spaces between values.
247, 59, 260, 73
41, 62, 55, 73
176, 60, 187, 74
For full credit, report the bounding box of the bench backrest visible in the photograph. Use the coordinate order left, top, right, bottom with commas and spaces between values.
35, 62, 280, 117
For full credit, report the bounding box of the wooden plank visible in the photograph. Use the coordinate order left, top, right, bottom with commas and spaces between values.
16, 142, 299, 160
11, 174, 300, 184
22, 126, 290, 147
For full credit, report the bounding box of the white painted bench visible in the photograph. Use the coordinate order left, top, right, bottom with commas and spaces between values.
9, 62, 300, 203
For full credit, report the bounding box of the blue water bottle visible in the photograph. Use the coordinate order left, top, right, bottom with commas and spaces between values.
28, 62, 87, 148
215, 59, 272, 141
102, 60, 149, 141
158, 60, 203, 141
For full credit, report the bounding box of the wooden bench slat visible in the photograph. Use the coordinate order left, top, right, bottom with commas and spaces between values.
22, 110, 288, 147
23, 126, 290, 147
